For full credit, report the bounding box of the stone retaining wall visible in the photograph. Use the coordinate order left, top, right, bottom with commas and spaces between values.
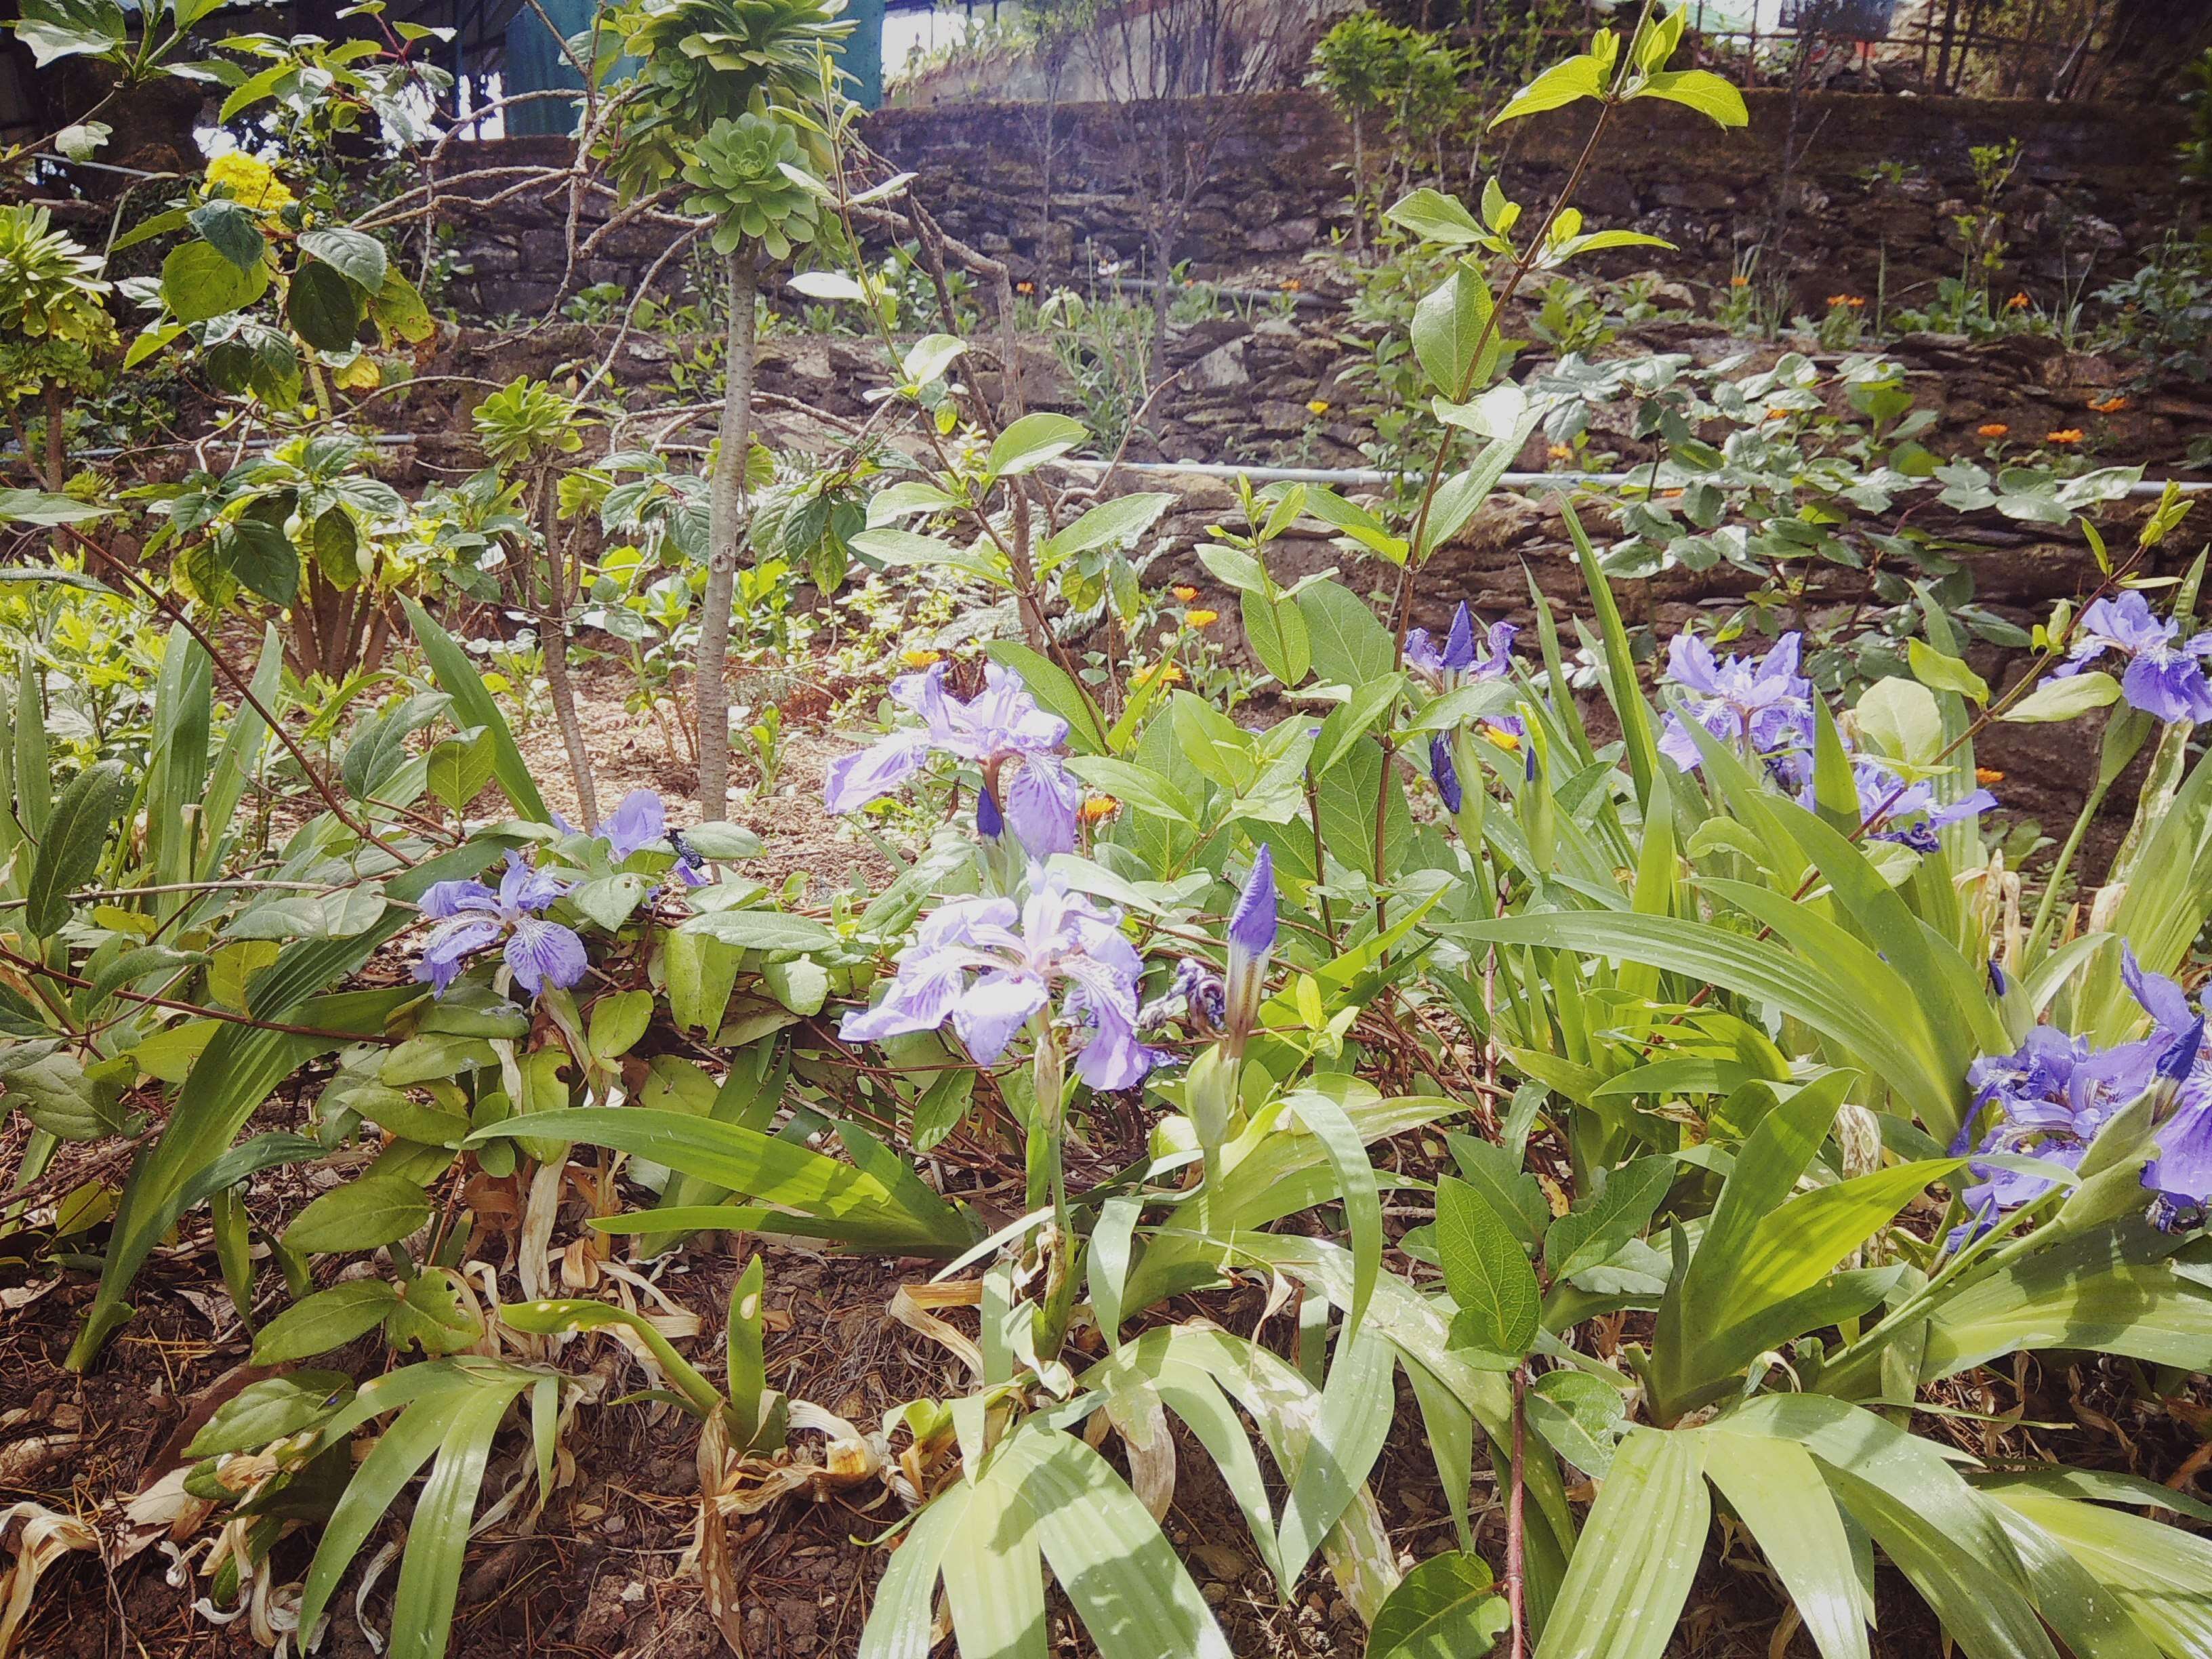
432, 89, 2190, 319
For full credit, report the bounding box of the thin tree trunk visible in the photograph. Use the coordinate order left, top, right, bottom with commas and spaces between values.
42, 384, 63, 494
537, 474, 598, 827
695, 247, 760, 819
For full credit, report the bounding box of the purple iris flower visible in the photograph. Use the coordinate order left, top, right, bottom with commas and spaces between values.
839, 872, 1158, 1089
823, 663, 1079, 859
1845, 757, 1997, 853
1947, 1024, 2161, 1244
1406, 603, 1517, 686
598, 790, 710, 888
1658, 631, 1814, 775
1223, 846, 1277, 1046
2119, 948, 2212, 1231
2055, 592, 2212, 724
414, 851, 588, 997
1431, 734, 1463, 814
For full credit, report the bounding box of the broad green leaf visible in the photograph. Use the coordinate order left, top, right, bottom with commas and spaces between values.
2001, 670, 2120, 722
1702, 1431, 1870, 1659
1544, 1154, 1672, 1282
1412, 264, 1496, 398
1531, 1429, 1708, 1659
24, 759, 128, 937
251, 1278, 403, 1364
1906, 638, 1990, 705
189, 1370, 356, 1457
986, 412, 1087, 478
1492, 54, 1606, 126
161, 236, 268, 323
1385, 187, 1483, 247
1435, 1176, 1538, 1361
1635, 68, 1750, 126
1368, 1551, 1509, 1659
1038, 492, 1174, 562
1008, 1425, 1235, 1659
283, 1172, 432, 1253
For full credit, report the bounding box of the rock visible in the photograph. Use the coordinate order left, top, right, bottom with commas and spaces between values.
1187, 336, 1250, 390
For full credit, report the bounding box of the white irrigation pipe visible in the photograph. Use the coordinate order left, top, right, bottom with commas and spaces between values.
1055, 457, 2212, 497
21, 438, 2209, 499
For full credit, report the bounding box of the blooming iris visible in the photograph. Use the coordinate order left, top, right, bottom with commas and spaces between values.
1844, 756, 1998, 854
1658, 631, 1814, 775
2053, 592, 2212, 724
414, 852, 588, 996
1405, 603, 1517, 687
824, 663, 1080, 859
1952, 947, 2212, 1240
596, 789, 710, 886
838, 873, 1157, 1089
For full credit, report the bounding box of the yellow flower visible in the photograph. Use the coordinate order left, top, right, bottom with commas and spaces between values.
1015, 280, 1035, 295
1170, 585, 1199, 602
1132, 662, 1185, 689
2046, 428, 2084, 445
1187, 609, 1219, 629
1080, 795, 1120, 825
900, 649, 942, 669
2088, 394, 2127, 414
1764, 408, 1789, 422
204, 150, 294, 213
1547, 443, 1574, 462
1307, 398, 1330, 416
1279, 278, 1302, 292
1975, 767, 2005, 786
1976, 422, 2009, 438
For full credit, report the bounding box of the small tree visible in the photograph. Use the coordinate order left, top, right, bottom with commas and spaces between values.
0, 205, 115, 491
601, 0, 851, 815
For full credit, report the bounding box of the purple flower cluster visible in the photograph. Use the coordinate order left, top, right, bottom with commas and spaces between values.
838, 873, 1158, 1089
1658, 630, 1994, 851
824, 663, 1080, 859
1953, 949, 2212, 1240
2055, 592, 2212, 724
415, 851, 588, 996
1406, 602, 1517, 687
1658, 631, 1816, 775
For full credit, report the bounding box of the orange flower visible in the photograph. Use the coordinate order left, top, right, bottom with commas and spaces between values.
2088, 394, 2127, 414
1660, 487, 1685, 499
1080, 795, 1120, 825
900, 649, 942, 669
2046, 428, 2084, 445
1826, 294, 1866, 310
1279, 277, 1303, 292
1764, 408, 1789, 422
1547, 443, 1574, 462
1015, 280, 1035, 295
1976, 422, 2009, 439
2007, 291, 2031, 310
1170, 585, 1199, 602
1975, 767, 2005, 786
1187, 609, 1219, 629
1728, 274, 1750, 288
